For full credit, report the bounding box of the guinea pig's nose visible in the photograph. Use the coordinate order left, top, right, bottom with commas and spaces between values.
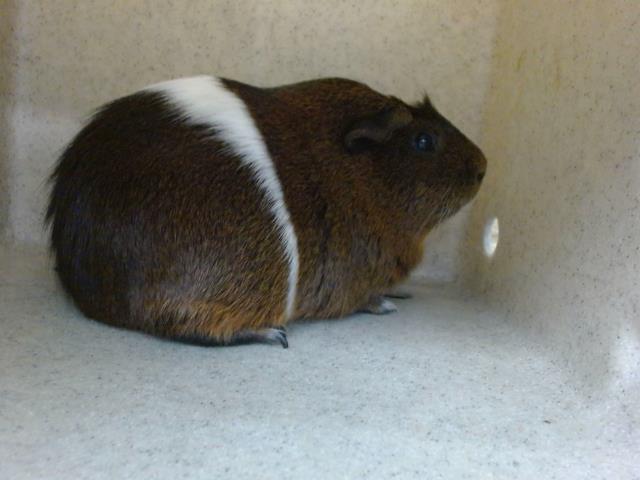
476, 150, 487, 183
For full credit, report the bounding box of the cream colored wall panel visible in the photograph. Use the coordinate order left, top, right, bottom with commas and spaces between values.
2, 0, 497, 283
462, 0, 640, 393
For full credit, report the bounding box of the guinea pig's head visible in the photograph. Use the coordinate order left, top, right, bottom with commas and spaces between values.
344, 95, 487, 233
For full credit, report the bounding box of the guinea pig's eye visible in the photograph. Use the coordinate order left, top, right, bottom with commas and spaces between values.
414, 132, 437, 152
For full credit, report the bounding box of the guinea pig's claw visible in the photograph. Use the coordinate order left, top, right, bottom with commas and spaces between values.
224, 327, 288, 348
263, 327, 289, 349
358, 296, 398, 315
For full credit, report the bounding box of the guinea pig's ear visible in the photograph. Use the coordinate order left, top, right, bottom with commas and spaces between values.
344, 105, 413, 152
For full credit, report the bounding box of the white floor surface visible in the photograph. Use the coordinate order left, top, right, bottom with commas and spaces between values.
1, 247, 638, 480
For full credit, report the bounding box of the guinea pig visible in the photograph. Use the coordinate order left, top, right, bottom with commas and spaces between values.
46, 75, 486, 348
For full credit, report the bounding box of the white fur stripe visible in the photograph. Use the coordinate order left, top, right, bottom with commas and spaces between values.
145, 76, 299, 319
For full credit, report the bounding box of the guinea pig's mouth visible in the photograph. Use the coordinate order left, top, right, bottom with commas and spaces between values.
431, 184, 478, 223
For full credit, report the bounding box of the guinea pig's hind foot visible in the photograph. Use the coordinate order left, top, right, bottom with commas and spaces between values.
226, 326, 289, 349
358, 296, 398, 315
384, 289, 413, 300
175, 326, 288, 348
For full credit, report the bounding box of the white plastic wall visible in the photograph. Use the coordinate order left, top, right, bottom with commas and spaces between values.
461, 0, 640, 395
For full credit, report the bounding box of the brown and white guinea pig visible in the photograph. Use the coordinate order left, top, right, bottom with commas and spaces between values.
46, 75, 486, 348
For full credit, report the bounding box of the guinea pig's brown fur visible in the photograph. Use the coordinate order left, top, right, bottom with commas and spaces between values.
46, 76, 486, 347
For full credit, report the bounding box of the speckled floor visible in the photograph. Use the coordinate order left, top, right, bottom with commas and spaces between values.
1, 247, 638, 480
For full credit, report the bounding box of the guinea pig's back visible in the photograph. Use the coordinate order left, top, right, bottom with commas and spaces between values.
47, 78, 290, 336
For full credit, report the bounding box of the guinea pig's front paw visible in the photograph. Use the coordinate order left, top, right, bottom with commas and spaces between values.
358, 296, 398, 315
226, 326, 289, 349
